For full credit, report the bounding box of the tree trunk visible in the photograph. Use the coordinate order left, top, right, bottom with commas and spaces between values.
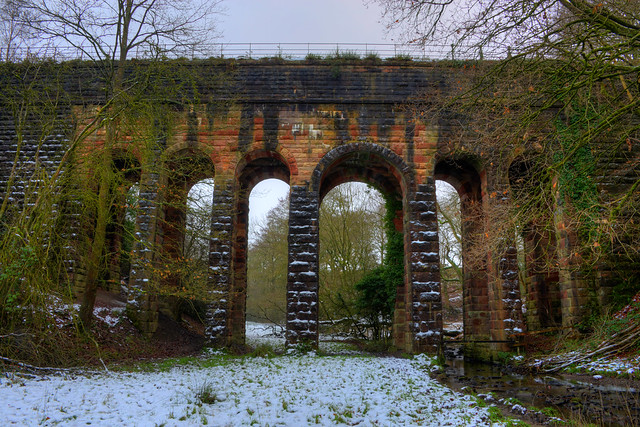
78, 147, 112, 328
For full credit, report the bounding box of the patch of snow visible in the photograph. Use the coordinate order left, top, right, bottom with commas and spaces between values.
93, 307, 124, 327
575, 355, 640, 376
511, 404, 527, 415
0, 352, 505, 426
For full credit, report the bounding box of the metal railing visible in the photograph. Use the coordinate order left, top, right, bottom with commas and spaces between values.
2, 42, 502, 62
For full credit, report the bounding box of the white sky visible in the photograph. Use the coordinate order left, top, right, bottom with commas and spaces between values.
248, 179, 289, 234
218, 0, 392, 44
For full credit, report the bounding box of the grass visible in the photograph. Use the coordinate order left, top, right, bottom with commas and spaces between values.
113, 349, 237, 373
193, 380, 217, 405
485, 405, 530, 427
249, 343, 278, 358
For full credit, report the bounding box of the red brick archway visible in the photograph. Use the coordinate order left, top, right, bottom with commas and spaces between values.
435, 158, 491, 347
159, 148, 215, 317
297, 142, 443, 352
228, 150, 292, 347
435, 157, 525, 356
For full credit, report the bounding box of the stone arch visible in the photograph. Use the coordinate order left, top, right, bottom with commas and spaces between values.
508, 157, 561, 331
164, 141, 220, 166
311, 142, 413, 197
231, 146, 298, 182
227, 149, 292, 347
434, 156, 491, 352
236, 149, 292, 192
159, 147, 215, 291
293, 142, 440, 352
435, 155, 525, 357
102, 150, 141, 294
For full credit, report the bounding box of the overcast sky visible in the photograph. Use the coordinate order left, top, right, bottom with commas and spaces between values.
218, 0, 392, 44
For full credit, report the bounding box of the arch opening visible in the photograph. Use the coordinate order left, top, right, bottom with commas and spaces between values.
313, 144, 409, 348
434, 158, 491, 344
230, 153, 291, 348
319, 182, 387, 340
245, 179, 290, 347
104, 155, 141, 294
157, 149, 215, 323
435, 180, 463, 338
508, 158, 562, 331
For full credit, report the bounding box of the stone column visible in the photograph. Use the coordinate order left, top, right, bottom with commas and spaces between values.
497, 244, 525, 340
126, 167, 162, 336
204, 181, 234, 346
555, 206, 589, 328
459, 187, 491, 357
408, 179, 443, 353
523, 225, 561, 331
286, 185, 319, 347
229, 194, 249, 348
488, 186, 524, 349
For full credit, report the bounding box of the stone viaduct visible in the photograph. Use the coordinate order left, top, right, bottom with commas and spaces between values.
2, 59, 630, 356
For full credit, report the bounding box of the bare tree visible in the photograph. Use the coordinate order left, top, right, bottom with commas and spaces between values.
23, 0, 222, 63
0, 0, 40, 61
16, 0, 223, 327
247, 197, 290, 324
376, 0, 640, 283
319, 183, 386, 334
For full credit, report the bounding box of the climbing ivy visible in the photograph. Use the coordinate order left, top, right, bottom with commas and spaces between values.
354, 196, 403, 340
554, 105, 600, 246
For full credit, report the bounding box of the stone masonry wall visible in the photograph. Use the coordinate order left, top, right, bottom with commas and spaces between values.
3, 60, 633, 355
286, 186, 320, 346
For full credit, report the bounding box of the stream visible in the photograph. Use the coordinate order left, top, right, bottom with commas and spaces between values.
437, 347, 639, 426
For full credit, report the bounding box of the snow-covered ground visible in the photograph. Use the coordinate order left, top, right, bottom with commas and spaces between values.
574, 354, 640, 376
245, 322, 365, 356
0, 323, 509, 426
531, 351, 640, 377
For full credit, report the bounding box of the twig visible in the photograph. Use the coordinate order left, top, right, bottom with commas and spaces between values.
0, 356, 99, 375
0, 333, 31, 339
541, 324, 640, 373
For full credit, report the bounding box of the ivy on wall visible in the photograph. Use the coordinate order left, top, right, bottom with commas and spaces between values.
354, 196, 403, 340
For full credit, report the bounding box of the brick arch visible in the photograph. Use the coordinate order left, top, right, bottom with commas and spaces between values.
311, 142, 413, 199
164, 146, 216, 189
305, 142, 439, 352
433, 156, 483, 201
433, 157, 491, 352
434, 156, 525, 356
235, 149, 292, 193
508, 157, 561, 332
226, 150, 293, 348
159, 148, 216, 300
105, 150, 142, 293
232, 147, 297, 183
164, 141, 220, 169
112, 147, 142, 171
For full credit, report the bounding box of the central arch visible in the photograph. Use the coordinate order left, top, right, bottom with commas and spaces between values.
293, 142, 438, 351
